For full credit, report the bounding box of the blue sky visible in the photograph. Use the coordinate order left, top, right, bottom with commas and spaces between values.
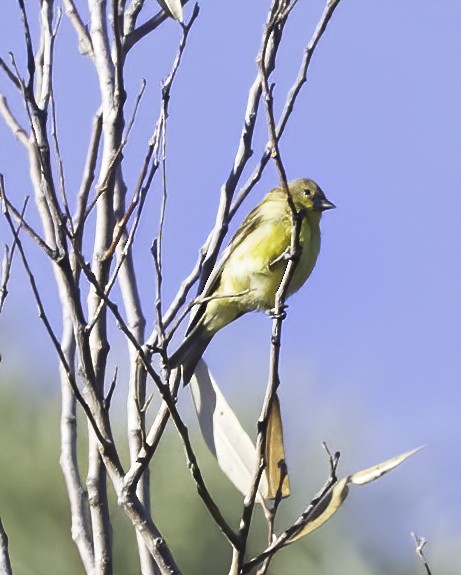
1, 1, 461, 571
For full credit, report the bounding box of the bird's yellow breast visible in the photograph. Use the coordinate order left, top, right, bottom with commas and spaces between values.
200, 206, 321, 336
287, 211, 321, 296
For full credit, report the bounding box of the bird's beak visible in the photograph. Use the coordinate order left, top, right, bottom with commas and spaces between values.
317, 198, 336, 211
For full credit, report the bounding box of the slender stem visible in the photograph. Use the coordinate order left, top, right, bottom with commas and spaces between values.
242, 449, 340, 574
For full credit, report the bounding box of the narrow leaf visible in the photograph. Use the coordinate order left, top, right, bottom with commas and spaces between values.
190, 359, 269, 502
157, 0, 184, 22
265, 393, 290, 499
349, 446, 424, 486
288, 478, 349, 543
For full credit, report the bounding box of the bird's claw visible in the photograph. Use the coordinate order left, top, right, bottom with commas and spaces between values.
268, 304, 288, 320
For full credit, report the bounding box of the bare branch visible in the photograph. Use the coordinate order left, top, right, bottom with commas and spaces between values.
73, 110, 103, 238
35, 0, 57, 110
0, 195, 28, 314
61, 0, 94, 57
112, 0, 125, 103
123, 367, 181, 491
256, 460, 289, 575
0, 518, 13, 575
124, 0, 146, 35
50, 89, 73, 232
16, 0, 35, 92
411, 533, 432, 575
233, 2, 344, 568
104, 367, 118, 412
59, 318, 95, 573
100, 79, 147, 260
0, 94, 28, 145
86, 2, 120, 569
0, 191, 55, 259
0, 57, 22, 90
89, 0, 115, 109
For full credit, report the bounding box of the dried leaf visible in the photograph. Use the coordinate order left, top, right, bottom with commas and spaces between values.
284, 446, 422, 546
288, 478, 349, 543
349, 446, 424, 486
265, 393, 290, 499
190, 359, 269, 502
156, 0, 184, 22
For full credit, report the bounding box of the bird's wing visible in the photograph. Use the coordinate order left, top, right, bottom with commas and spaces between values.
186, 205, 268, 336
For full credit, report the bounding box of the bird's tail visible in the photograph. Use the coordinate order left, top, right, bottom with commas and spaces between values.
169, 329, 212, 385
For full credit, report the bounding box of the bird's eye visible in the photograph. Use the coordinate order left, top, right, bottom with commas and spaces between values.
304, 188, 312, 196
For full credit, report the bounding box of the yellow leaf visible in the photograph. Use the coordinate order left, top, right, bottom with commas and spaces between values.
265, 393, 290, 499
288, 478, 349, 543
349, 446, 424, 486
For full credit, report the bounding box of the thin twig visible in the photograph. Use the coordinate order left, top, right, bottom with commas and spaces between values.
50, 87, 73, 233
73, 110, 103, 239
242, 448, 340, 574
104, 367, 118, 412
123, 0, 191, 53
277, 0, 343, 139
35, 0, 57, 111
0, 195, 29, 314
256, 461, 289, 575
411, 533, 432, 575
59, 319, 95, 573
123, 367, 181, 490
230, 0, 343, 219
0, 57, 22, 90
16, 0, 35, 93
234, 3, 299, 569
149, 2, 200, 353
0, 192, 55, 259
101, 78, 147, 260
112, 0, 125, 103
85, 84, 155, 337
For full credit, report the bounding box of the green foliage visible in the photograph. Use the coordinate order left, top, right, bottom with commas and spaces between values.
0, 387, 238, 575
0, 385, 424, 575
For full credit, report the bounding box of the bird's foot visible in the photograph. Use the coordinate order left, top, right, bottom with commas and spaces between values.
268, 304, 288, 320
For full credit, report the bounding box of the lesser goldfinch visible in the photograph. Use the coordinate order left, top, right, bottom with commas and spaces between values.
170, 178, 335, 383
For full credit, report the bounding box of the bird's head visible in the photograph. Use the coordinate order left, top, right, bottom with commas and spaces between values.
289, 178, 336, 213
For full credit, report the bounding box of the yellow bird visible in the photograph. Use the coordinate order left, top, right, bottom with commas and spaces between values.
170, 178, 335, 383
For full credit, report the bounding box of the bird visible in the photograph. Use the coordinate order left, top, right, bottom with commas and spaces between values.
170, 178, 335, 383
